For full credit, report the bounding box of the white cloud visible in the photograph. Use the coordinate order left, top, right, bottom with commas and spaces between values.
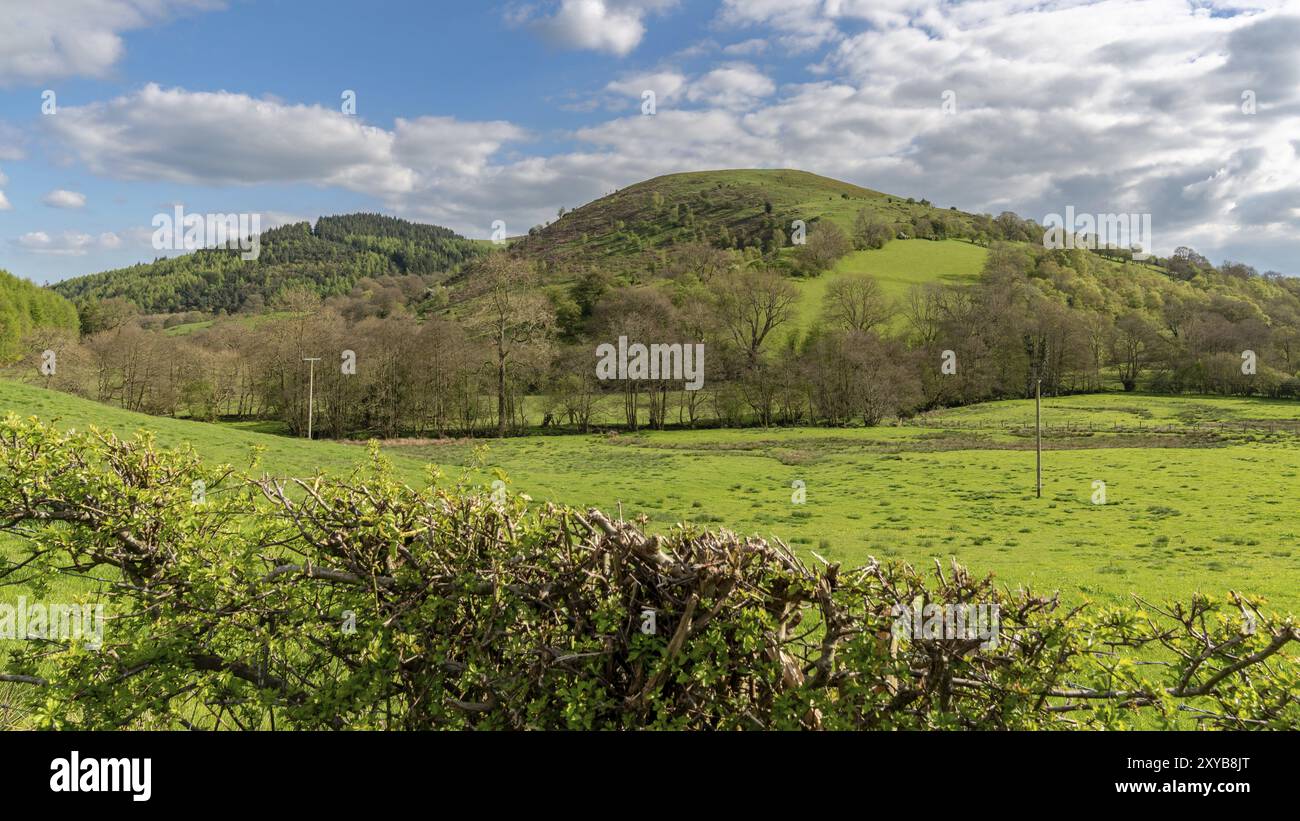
515, 0, 678, 56
45, 85, 531, 199
0, 0, 224, 87
0, 192, 11, 212
392, 117, 529, 179
722, 38, 769, 56
605, 70, 688, 103
601, 64, 772, 110
46, 84, 420, 195
685, 64, 776, 109
718, 0, 843, 53
42, 189, 87, 209
16, 230, 121, 256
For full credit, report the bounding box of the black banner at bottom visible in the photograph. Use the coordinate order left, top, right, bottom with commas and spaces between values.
2, 730, 1288, 808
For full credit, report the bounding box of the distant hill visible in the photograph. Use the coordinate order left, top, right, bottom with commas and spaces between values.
0, 269, 79, 361
47, 170, 1226, 323
50, 213, 488, 314
513, 169, 991, 275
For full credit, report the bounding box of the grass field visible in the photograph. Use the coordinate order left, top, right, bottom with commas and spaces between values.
790, 239, 987, 332
394, 424, 1300, 616
4, 379, 1296, 618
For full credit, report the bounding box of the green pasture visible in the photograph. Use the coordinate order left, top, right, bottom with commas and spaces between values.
790, 238, 986, 332
2, 379, 1298, 617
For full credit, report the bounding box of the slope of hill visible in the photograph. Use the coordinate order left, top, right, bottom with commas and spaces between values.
515, 169, 984, 276
50, 214, 488, 315
791, 238, 989, 332
0, 270, 80, 361
0, 379, 428, 480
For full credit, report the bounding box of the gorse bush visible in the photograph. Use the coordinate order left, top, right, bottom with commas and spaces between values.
0, 415, 1296, 730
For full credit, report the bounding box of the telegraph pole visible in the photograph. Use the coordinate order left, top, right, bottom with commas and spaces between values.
1025, 335, 1047, 499
302, 357, 321, 439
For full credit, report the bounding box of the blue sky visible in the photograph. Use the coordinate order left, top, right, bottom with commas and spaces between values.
1, 0, 1298, 285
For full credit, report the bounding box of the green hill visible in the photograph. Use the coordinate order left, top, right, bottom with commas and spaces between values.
514, 169, 990, 277
49, 213, 488, 315
41, 170, 1029, 320
0, 270, 80, 362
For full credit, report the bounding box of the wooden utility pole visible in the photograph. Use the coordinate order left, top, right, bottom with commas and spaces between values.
1025, 334, 1047, 500
303, 357, 322, 439
1035, 377, 1042, 499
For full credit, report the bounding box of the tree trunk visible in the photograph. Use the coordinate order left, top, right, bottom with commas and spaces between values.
496, 352, 507, 438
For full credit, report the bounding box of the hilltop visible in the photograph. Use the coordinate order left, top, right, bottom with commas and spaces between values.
514, 168, 988, 276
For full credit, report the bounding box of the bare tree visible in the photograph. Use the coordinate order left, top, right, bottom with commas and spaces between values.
1112, 312, 1157, 392
902, 283, 944, 347
823, 274, 892, 333
469, 253, 553, 437
712, 268, 799, 364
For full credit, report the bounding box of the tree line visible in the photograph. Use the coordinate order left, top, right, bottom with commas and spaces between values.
12, 223, 1300, 439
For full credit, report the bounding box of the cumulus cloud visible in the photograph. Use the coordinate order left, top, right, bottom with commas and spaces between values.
717, 0, 843, 53
42, 85, 532, 236
42, 86, 525, 201
513, 0, 677, 56
44, 85, 527, 199
17, 230, 122, 256
0, 0, 223, 87
45, 84, 415, 194
606, 70, 688, 103
684, 64, 776, 109
601, 64, 773, 111
42, 189, 87, 209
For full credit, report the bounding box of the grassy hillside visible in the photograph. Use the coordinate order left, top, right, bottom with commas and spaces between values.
0, 379, 428, 480
790, 238, 987, 332
515, 169, 981, 276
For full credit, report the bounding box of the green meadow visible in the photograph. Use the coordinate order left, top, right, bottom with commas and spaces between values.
791, 238, 986, 332
3, 379, 1297, 617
